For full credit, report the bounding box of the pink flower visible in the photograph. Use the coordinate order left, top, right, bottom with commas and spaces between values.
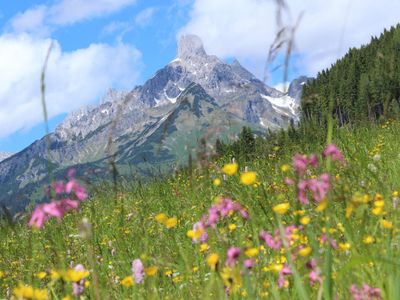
28, 205, 47, 229
244, 259, 254, 269
306, 259, 322, 285
191, 222, 208, 243
226, 247, 241, 266
278, 264, 292, 288
350, 283, 382, 300
131, 259, 144, 284
52, 181, 65, 195
259, 230, 282, 249
324, 144, 345, 162
293, 154, 319, 177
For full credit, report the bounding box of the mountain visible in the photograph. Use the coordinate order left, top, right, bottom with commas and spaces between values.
0, 34, 301, 214
302, 24, 400, 125
0, 152, 13, 163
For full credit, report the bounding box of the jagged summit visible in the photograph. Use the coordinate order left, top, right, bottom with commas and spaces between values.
177, 34, 207, 59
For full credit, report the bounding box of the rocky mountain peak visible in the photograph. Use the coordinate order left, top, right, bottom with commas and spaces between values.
177, 34, 207, 59
0, 152, 13, 162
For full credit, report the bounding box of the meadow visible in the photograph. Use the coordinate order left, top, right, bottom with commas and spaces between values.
0, 119, 399, 300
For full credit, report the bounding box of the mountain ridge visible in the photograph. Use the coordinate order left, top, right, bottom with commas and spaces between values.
0, 34, 304, 214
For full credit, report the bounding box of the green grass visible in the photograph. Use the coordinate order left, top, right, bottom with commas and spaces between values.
1, 120, 400, 299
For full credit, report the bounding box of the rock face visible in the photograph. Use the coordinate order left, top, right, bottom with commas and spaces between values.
0, 34, 303, 214
0, 152, 12, 163
288, 76, 313, 102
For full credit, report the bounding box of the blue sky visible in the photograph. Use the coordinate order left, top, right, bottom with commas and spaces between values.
0, 0, 399, 153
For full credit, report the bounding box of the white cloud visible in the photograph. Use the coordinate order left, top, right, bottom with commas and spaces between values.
134, 7, 157, 27
0, 33, 142, 138
180, 0, 400, 78
9, 0, 138, 35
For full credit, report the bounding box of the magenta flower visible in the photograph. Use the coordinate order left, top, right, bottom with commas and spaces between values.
226, 247, 241, 266
324, 144, 345, 162
278, 264, 292, 288
306, 258, 322, 285
259, 230, 282, 249
293, 154, 318, 177
28, 169, 87, 229
350, 283, 382, 300
244, 259, 254, 269
131, 259, 144, 284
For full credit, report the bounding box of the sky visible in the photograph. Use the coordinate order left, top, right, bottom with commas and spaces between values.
0, 0, 399, 153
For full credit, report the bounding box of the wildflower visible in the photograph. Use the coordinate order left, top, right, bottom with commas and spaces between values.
165, 217, 178, 228
64, 267, 89, 283
306, 259, 322, 285
300, 216, 310, 225
338, 242, 351, 251
207, 253, 219, 270
145, 266, 158, 276
200, 243, 209, 253
244, 248, 259, 258
121, 276, 134, 287
278, 265, 292, 288
222, 163, 238, 176
220, 267, 243, 294
0, 271, 4, 279
273, 203, 290, 215
226, 247, 241, 266
349, 283, 382, 300
71, 265, 88, 297
380, 219, 393, 229
188, 222, 208, 243
213, 178, 221, 186
13, 283, 48, 300
228, 223, 237, 232
315, 199, 328, 212
323, 144, 345, 162
131, 259, 145, 284
298, 246, 312, 257
155, 213, 168, 224
293, 153, 318, 177
240, 171, 257, 185
363, 235, 375, 244
244, 259, 254, 269
280, 164, 290, 172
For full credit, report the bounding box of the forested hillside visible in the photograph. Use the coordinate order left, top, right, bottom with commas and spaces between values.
301, 24, 400, 125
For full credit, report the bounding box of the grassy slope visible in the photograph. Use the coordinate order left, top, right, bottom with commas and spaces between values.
1, 120, 399, 299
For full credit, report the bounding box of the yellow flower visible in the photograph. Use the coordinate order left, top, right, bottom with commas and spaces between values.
121, 276, 134, 287
213, 178, 221, 186
240, 171, 257, 185
165, 217, 178, 228
315, 199, 328, 212
13, 283, 48, 300
244, 248, 259, 258
228, 223, 237, 232
187, 227, 203, 239
380, 219, 393, 229
346, 203, 354, 218
372, 207, 384, 216
200, 243, 210, 253
222, 163, 238, 176
207, 253, 219, 270
145, 266, 158, 276
338, 242, 351, 251
280, 164, 290, 172
155, 213, 168, 224
63, 269, 89, 283
374, 200, 385, 208
298, 246, 312, 257
36, 272, 47, 280
300, 216, 310, 225
50, 270, 61, 281
192, 266, 199, 273
363, 235, 375, 244
220, 267, 242, 294
273, 203, 290, 215
0, 271, 5, 279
